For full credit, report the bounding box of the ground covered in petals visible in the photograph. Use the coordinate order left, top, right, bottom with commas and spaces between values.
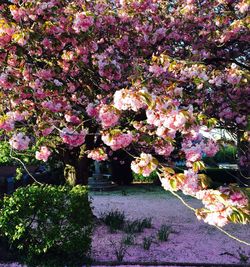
90, 185, 250, 265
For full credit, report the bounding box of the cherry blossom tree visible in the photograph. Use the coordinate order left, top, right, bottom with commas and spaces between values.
0, 0, 249, 229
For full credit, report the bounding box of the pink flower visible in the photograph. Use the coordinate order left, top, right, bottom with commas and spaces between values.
184, 147, 202, 162
113, 89, 146, 111
235, 115, 247, 125
149, 64, 165, 76
229, 192, 248, 207
163, 111, 187, 131
9, 132, 30, 150
65, 114, 81, 125
98, 58, 122, 81
35, 146, 51, 162
101, 131, 133, 151
202, 140, 219, 157
86, 103, 99, 118
202, 210, 231, 227
182, 170, 200, 195
131, 153, 158, 177
60, 128, 87, 147
73, 12, 94, 33
99, 105, 120, 128
155, 142, 174, 156
87, 148, 108, 161
236, 2, 249, 13
0, 117, 15, 132
7, 111, 29, 122
42, 127, 54, 136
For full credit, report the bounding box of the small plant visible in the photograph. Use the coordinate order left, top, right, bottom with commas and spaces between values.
101, 210, 125, 232
124, 219, 144, 234
142, 236, 153, 250
122, 234, 135, 246
157, 225, 171, 242
124, 217, 152, 234
110, 240, 128, 262
141, 217, 152, 228
238, 248, 249, 263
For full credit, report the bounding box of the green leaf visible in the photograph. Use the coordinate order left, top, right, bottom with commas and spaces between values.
169, 179, 177, 190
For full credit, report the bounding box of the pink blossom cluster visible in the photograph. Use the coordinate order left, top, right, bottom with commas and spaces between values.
182, 170, 200, 195
0, 116, 15, 132
9, 132, 30, 151
236, 1, 249, 13
65, 114, 81, 125
60, 128, 87, 147
154, 141, 174, 157
72, 12, 94, 33
196, 188, 249, 227
35, 146, 51, 162
97, 53, 122, 81
42, 100, 70, 112
145, 98, 191, 140
161, 169, 200, 195
87, 148, 108, 161
41, 127, 54, 137
131, 153, 158, 177
113, 89, 146, 112
86, 103, 99, 118
101, 131, 133, 151
182, 138, 219, 166
220, 187, 249, 208
6, 111, 29, 122
196, 190, 232, 227
0, 111, 29, 132
98, 105, 120, 129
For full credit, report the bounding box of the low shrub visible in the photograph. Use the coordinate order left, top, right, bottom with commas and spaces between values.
0, 184, 93, 264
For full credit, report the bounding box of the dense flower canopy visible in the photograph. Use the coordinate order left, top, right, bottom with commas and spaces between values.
0, 0, 249, 227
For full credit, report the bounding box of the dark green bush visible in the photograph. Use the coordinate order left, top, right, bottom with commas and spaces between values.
0, 184, 93, 262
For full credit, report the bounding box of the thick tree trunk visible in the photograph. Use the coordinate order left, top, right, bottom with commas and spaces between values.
60, 134, 95, 186
63, 157, 90, 186
237, 130, 250, 187
76, 154, 90, 185
63, 151, 90, 186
